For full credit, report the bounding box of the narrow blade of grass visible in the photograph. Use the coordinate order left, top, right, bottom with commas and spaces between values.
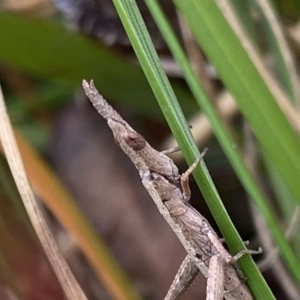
0, 84, 88, 300
172, 0, 300, 287
111, 0, 276, 298
144, 0, 288, 298
173, 1, 300, 213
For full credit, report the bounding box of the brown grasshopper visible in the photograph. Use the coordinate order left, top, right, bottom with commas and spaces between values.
82, 80, 261, 300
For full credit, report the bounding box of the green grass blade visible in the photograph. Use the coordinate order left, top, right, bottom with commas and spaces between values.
144, 0, 290, 298
111, 0, 276, 298
174, 0, 300, 284
172, 2, 300, 218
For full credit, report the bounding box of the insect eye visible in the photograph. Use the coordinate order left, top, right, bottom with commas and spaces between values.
123, 131, 146, 150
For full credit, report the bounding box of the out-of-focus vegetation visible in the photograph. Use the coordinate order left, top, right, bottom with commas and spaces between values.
0, 0, 300, 299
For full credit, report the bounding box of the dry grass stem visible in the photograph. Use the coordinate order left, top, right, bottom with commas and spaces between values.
243, 124, 300, 300
0, 84, 87, 300
255, 0, 300, 107
216, 0, 300, 132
